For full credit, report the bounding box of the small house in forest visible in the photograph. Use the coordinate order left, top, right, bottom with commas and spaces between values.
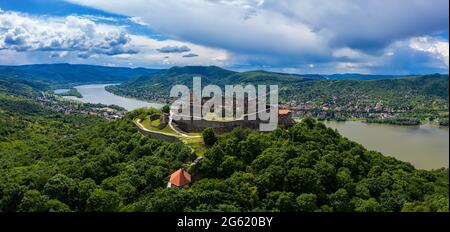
167, 168, 191, 188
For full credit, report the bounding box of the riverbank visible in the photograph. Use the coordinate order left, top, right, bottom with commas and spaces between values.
54, 88, 82, 98
105, 85, 169, 106
61, 84, 163, 111
314, 117, 449, 127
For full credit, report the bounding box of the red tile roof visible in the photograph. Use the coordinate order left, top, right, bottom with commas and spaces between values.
169, 169, 191, 187
278, 109, 292, 116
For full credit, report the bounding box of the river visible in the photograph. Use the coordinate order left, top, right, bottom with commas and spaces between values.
61, 84, 163, 111
325, 121, 449, 170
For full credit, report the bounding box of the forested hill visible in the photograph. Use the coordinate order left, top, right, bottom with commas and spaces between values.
324, 73, 402, 80
107, 66, 448, 102
0, 83, 448, 212
0, 76, 50, 97
0, 63, 159, 88
106, 66, 320, 99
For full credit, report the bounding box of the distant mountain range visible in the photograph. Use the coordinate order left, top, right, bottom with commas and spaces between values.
1, 63, 443, 88
0, 63, 159, 88
323, 73, 405, 80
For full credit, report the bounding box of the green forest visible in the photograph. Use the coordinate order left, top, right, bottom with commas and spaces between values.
0, 86, 448, 212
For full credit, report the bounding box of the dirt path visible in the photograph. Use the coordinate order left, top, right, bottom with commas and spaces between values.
168, 112, 202, 138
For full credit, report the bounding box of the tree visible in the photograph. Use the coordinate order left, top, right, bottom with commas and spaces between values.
46, 199, 71, 212
275, 192, 296, 212
296, 193, 318, 212
264, 192, 297, 212
314, 160, 337, 192
42, 174, 77, 207
162, 105, 171, 114
401, 202, 431, 212
218, 156, 245, 178
285, 168, 318, 194
202, 128, 217, 147
355, 181, 371, 199
353, 198, 382, 212
18, 190, 48, 212
86, 189, 121, 212
0, 183, 27, 211
328, 188, 352, 212
78, 178, 98, 210
238, 133, 270, 164
138, 188, 191, 212
336, 168, 354, 192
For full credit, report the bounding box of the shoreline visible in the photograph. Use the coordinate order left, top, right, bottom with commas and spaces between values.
58, 84, 164, 111
311, 117, 449, 127
104, 85, 169, 106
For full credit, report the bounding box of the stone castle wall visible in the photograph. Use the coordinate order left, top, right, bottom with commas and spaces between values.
173, 116, 294, 133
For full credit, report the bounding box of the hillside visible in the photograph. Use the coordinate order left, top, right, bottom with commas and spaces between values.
109, 66, 448, 100
281, 74, 449, 107
107, 66, 448, 123
0, 85, 448, 212
106, 66, 317, 101
0, 63, 159, 88
324, 74, 404, 80
0, 76, 50, 97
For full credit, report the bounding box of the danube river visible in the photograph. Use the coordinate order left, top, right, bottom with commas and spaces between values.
62, 84, 163, 111
325, 121, 449, 170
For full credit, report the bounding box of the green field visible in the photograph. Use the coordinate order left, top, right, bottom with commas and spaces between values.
183, 136, 205, 156
150, 118, 161, 127
138, 117, 205, 155
138, 118, 178, 136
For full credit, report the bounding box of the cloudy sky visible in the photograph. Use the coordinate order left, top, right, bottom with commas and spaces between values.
0, 0, 448, 74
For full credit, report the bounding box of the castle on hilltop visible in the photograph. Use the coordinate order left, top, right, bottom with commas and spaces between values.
169, 94, 295, 133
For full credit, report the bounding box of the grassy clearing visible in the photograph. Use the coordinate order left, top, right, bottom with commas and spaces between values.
182, 136, 206, 156
141, 118, 178, 135
188, 132, 202, 137
138, 117, 206, 156
150, 118, 160, 126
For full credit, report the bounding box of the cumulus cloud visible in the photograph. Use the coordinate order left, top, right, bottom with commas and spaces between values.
409, 36, 449, 67
157, 45, 191, 53
0, 10, 230, 67
0, 11, 137, 58
334, 37, 450, 74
